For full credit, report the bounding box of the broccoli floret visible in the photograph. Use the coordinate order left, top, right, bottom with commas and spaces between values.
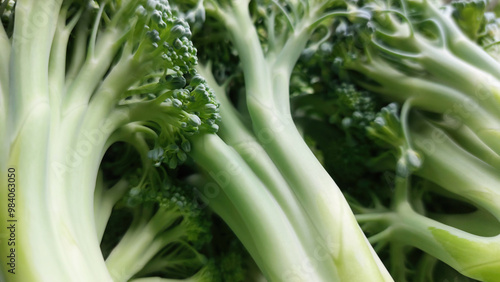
103, 165, 212, 282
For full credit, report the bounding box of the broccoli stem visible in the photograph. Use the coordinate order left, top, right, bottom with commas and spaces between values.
215, 2, 274, 106
411, 119, 500, 220
1, 1, 114, 280
10, 0, 60, 109
63, 29, 124, 112
105, 206, 184, 282
48, 3, 80, 111
193, 177, 265, 268
0, 17, 8, 100
197, 64, 321, 256
207, 1, 392, 280
390, 202, 500, 281
353, 56, 500, 156
429, 210, 500, 237
250, 106, 392, 281
41, 71, 135, 281
413, 254, 439, 282
421, 1, 500, 80
376, 176, 500, 281
65, 10, 91, 87
94, 175, 129, 241
0, 22, 7, 170
189, 133, 337, 281
435, 121, 500, 171
129, 275, 205, 282
415, 41, 500, 120
388, 242, 408, 282
2, 106, 66, 281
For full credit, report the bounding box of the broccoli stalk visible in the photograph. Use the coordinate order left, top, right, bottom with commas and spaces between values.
0, 0, 219, 281
104, 176, 211, 282
332, 0, 500, 155
173, 0, 393, 281
354, 102, 500, 281
310, 0, 500, 278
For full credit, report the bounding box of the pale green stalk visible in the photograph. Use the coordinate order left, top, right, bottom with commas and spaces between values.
212, 2, 392, 280
390, 204, 500, 281
197, 64, 321, 259
421, 1, 500, 80
435, 122, 500, 171
105, 207, 184, 282
0, 14, 9, 175
1, 1, 115, 280
189, 133, 334, 281
361, 176, 500, 281
412, 119, 500, 221
94, 174, 129, 240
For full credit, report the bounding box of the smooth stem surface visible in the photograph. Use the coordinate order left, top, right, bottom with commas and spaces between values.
1, 1, 113, 280
412, 120, 500, 220
430, 210, 500, 237
0, 25, 8, 173
438, 122, 500, 171
424, 2, 500, 80
106, 208, 182, 282
220, 3, 273, 105
197, 64, 320, 257
216, 2, 392, 279
390, 203, 500, 281
247, 102, 392, 281
189, 133, 332, 281
417, 40, 500, 122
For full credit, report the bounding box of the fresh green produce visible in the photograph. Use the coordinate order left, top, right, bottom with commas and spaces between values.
0, 0, 232, 281
2, 0, 500, 281
288, 0, 500, 280
0, 0, 389, 281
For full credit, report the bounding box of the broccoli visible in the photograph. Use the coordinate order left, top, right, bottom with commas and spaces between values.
0, 0, 220, 281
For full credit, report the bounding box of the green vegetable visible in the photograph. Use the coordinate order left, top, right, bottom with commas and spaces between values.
4, 0, 500, 281
0, 0, 392, 281
292, 0, 500, 280
175, 0, 394, 280
0, 0, 223, 281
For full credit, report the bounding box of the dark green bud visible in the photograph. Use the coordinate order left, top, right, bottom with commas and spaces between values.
147, 29, 161, 42
164, 75, 186, 89
204, 104, 217, 113
181, 140, 191, 152
188, 115, 201, 127
147, 147, 164, 161
174, 38, 183, 49
172, 98, 182, 108
166, 144, 179, 151
177, 151, 187, 162
191, 74, 205, 85
168, 157, 177, 169
374, 116, 386, 127
152, 10, 162, 23
209, 123, 219, 133
170, 25, 186, 39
